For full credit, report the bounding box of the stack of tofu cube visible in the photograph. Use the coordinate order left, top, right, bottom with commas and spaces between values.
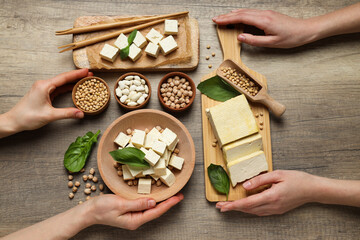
206, 95, 268, 187
114, 127, 184, 194
100, 19, 179, 63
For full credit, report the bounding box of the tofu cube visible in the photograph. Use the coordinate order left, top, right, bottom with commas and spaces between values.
114, 33, 128, 50
144, 42, 160, 58
131, 129, 146, 148
122, 165, 135, 180
164, 19, 178, 35
100, 43, 119, 62
150, 174, 159, 181
127, 165, 145, 178
160, 168, 176, 187
163, 149, 171, 166
142, 166, 155, 176
151, 140, 167, 156
159, 35, 178, 55
138, 178, 152, 194
125, 142, 135, 148
169, 155, 184, 170
128, 43, 142, 62
154, 158, 166, 176
140, 147, 149, 155
145, 28, 163, 45
133, 31, 147, 48
144, 149, 160, 166
159, 128, 178, 151
114, 132, 131, 148
144, 127, 161, 149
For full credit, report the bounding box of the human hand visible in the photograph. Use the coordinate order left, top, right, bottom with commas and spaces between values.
5, 69, 92, 133
216, 170, 315, 216
213, 9, 316, 48
86, 193, 184, 230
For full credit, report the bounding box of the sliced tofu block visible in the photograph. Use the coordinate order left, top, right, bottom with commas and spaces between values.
151, 140, 167, 156
114, 132, 131, 148
159, 35, 178, 55
164, 19, 178, 35
206, 95, 258, 147
144, 42, 160, 58
100, 43, 119, 62
144, 149, 160, 166
146, 28, 163, 45
114, 33, 128, 50
160, 168, 176, 187
131, 129, 146, 148
222, 133, 263, 163
122, 165, 135, 180
227, 150, 268, 187
143, 166, 155, 176
133, 31, 147, 48
144, 127, 161, 149
169, 155, 184, 170
138, 178, 152, 194
128, 43, 142, 62
159, 128, 178, 151
154, 158, 166, 176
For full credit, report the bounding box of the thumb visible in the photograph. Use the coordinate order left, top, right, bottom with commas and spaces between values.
238, 33, 278, 47
123, 198, 157, 212
50, 108, 84, 121
243, 171, 282, 190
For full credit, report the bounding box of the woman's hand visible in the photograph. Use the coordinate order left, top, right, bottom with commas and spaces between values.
216, 170, 315, 216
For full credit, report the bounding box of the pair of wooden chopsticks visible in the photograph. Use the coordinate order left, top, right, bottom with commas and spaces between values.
57, 11, 188, 53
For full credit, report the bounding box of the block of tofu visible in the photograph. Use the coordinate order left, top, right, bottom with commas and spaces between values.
164, 19, 178, 35
206, 95, 258, 147
140, 147, 149, 155
125, 142, 135, 148
144, 149, 160, 166
128, 43, 142, 62
159, 35, 178, 55
133, 31, 147, 48
227, 150, 268, 187
222, 133, 263, 163
100, 43, 119, 62
160, 168, 176, 187
163, 149, 171, 166
122, 165, 135, 180
159, 128, 178, 151
151, 140, 167, 156
145, 28, 163, 45
114, 33, 128, 50
127, 165, 145, 178
150, 174, 159, 181
144, 127, 161, 149
154, 158, 166, 176
142, 166, 155, 176
131, 129, 146, 148
169, 155, 184, 170
138, 178, 152, 194
114, 132, 131, 148
144, 42, 160, 58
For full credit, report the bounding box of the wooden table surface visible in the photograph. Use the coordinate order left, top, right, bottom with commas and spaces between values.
1, 0, 359, 239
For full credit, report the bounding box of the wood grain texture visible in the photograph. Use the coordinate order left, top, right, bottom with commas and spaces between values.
0, 0, 360, 239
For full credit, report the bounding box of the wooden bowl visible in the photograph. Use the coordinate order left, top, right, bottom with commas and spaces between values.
114, 72, 151, 110
72, 76, 110, 115
157, 72, 196, 112
97, 109, 196, 202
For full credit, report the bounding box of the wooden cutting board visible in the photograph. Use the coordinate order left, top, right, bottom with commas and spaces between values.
72, 16, 199, 71
201, 25, 273, 202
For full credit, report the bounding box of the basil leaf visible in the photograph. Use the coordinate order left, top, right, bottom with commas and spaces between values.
64, 130, 100, 173
207, 164, 230, 200
127, 29, 137, 45
197, 75, 240, 102
109, 147, 149, 168
120, 46, 129, 60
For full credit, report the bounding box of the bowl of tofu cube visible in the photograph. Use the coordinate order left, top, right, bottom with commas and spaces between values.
97, 109, 195, 202
114, 72, 151, 110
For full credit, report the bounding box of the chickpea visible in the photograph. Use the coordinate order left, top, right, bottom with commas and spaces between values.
88, 174, 93, 180
92, 176, 98, 183
75, 181, 80, 187
69, 193, 74, 199
127, 180, 133, 186
84, 188, 91, 195
89, 168, 95, 175
80, 168, 85, 173
68, 181, 73, 188
85, 183, 91, 188
99, 184, 104, 191
133, 180, 138, 186
91, 185, 96, 191
82, 175, 88, 182
156, 180, 162, 187
68, 175, 73, 181
151, 179, 156, 185
72, 187, 78, 193
86, 196, 91, 201
78, 201, 83, 205
117, 170, 123, 177
174, 148, 180, 154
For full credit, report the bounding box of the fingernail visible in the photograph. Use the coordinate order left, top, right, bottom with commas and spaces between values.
212, 16, 218, 21
148, 199, 156, 208
75, 111, 83, 118
243, 181, 251, 189
238, 34, 245, 41
220, 208, 229, 212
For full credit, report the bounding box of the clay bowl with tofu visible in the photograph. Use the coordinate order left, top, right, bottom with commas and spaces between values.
97, 109, 196, 202
158, 72, 196, 112
114, 72, 152, 110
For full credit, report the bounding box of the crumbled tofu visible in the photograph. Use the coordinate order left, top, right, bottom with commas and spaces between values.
114, 132, 131, 148
169, 155, 184, 170
154, 158, 166, 176
122, 165, 135, 180
159, 35, 178, 55
144, 149, 160, 166
114, 33, 128, 50
151, 140, 167, 156
145, 28, 163, 45
144, 127, 161, 149
160, 168, 176, 187
100, 43, 119, 62
131, 129, 146, 148
144, 42, 160, 58
128, 43, 142, 62
164, 19, 178, 35
138, 178, 152, 194
133, 31, 147, 48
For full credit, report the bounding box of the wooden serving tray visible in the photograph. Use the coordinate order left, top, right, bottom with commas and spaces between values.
72, 15, 199, 71
201, 25, 273, 202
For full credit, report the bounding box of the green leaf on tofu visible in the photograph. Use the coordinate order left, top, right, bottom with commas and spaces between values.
109, 147, 149, 168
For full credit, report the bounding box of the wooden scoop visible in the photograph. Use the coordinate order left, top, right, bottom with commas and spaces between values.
217, 59, 286, 117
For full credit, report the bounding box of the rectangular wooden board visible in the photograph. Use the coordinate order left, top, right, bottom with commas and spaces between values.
201, 25, 273, 202
72, 15, 199, 71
